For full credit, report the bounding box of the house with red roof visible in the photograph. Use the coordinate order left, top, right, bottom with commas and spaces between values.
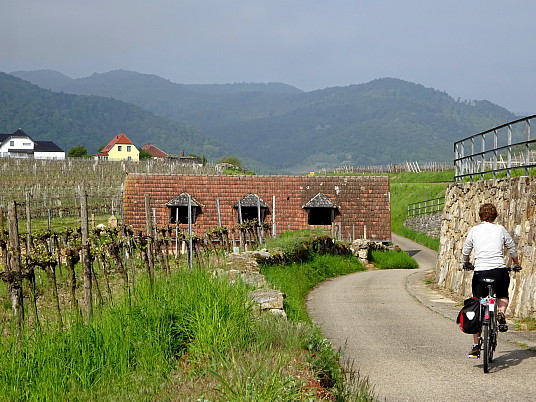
141, 143, 168, 159
96, 133, 139, 161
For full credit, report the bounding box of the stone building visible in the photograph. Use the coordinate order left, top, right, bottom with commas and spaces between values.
122, 174, 391, 242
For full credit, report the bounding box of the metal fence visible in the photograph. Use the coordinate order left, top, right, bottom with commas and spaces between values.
454, 115, 536, 182
407, 197, 445, 217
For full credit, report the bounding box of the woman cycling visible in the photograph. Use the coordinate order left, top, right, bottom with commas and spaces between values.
462, 203, 520, 358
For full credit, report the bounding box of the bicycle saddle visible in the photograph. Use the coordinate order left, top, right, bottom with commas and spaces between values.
481, 278, 495, 284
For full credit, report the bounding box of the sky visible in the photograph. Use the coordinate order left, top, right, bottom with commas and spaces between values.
2, 0, 536, 115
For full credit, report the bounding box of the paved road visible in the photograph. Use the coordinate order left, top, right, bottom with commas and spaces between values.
307, 234, 536, 401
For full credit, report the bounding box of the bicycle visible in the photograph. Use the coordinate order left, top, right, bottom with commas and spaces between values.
463, 264, 522, 373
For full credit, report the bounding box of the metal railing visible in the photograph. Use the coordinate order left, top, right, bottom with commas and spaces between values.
407, 197, 444, 217
454, 115, 536, 182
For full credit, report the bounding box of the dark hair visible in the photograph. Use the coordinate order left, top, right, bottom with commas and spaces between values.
479, 203, 497, 222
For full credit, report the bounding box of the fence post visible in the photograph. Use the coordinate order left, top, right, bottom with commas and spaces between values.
25, 193, 33, 253
7, 201, 25, 338
144, 194, 155, 280
80, 183, 92, 320
188, 194, 193, 270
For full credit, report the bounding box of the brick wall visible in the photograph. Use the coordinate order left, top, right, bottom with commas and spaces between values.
122, 174, 391, 241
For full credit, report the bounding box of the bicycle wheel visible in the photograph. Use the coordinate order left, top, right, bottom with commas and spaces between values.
483, 324, 490, 373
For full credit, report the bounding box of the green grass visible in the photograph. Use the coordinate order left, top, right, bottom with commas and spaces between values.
389, 171, 454, 251
17, 215, 112, 234
369, 249, 419, 269
0, 268, 256, 401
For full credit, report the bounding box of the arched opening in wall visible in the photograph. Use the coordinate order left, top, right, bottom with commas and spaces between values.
234, 193, 269, 223
166, 192, 202, 224
303, 193, 339, 225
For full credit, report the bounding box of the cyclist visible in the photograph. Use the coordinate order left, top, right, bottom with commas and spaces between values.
462, 203, 520, 358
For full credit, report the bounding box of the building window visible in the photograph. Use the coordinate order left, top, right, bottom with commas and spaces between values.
9, 141, 14, 146
234, 193, 269, 223
303, 193, 339, 225
127, 145, 131, 152
118, 145, 122, 151
23, 142, 31, 146
167, 193, 201, 224
127, 156, 132, 161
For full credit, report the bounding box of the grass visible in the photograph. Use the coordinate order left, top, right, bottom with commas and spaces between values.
389, 170, 454, 251
514, 317, 536, 331
368, 249, 419, 270
17, 215, 112, 233
0, 231, 380, 401
0, 268, 257, 400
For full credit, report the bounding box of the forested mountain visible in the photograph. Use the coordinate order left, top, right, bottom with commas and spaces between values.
0, 72, 232, 160
8, 70, 518, 172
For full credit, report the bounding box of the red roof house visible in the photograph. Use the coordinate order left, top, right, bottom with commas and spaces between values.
142, 144, 168, 158
96, 133, 139, 161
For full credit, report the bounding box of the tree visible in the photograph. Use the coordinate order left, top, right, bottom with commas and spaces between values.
139, 148, 152, 160
68, 145, 90, 158
218, 156, 242, 168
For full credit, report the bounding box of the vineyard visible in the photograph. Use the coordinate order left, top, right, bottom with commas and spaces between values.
0, 157, 219, 220
0, 157, 380, 400
0, 157, 264, 334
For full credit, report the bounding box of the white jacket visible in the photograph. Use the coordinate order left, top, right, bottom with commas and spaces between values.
462, 221, 518, 271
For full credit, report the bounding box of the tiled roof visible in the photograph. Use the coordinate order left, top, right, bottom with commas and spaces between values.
234, 193, 268, 208
142, 144, 168, 158
303, 193, 337, 208
123, 175, 391, 241
97, 133, 134, 156
166, 192, 201, 207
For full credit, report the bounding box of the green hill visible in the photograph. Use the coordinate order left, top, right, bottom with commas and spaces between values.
9, 70, 518, 172
0, 72, 232, 160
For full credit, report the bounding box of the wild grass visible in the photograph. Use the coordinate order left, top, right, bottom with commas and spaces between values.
368, 249, 419, 270
0, 268, 256, 401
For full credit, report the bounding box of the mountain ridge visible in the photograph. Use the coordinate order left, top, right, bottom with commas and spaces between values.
7, 69, 518, 172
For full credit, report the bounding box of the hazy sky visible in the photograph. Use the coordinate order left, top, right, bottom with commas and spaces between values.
2, 1, 535, 114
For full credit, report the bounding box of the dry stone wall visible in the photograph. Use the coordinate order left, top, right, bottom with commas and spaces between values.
404, 213, 442, 238
436, 176, 536, 318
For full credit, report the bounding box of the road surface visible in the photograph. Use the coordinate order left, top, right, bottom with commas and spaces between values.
307, 234, 536, 401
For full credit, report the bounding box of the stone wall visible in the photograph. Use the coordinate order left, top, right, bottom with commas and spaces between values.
404, 213, 442, 238
436, 176, 536, 318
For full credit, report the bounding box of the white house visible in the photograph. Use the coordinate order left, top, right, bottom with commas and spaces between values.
0, 129, 65, 160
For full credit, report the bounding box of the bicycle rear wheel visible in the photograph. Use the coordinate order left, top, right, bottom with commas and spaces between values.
483, 324, 490, 373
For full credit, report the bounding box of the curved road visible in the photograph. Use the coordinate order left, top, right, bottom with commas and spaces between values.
307, 234, 536, 401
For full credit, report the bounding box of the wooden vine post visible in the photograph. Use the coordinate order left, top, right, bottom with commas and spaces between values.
0, 206, 6, 269
7, 201, 24, 338
144, 194, 155, 285
80, 183, 93, 320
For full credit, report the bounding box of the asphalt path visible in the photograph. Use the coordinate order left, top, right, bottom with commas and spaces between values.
307, 234, 536, 401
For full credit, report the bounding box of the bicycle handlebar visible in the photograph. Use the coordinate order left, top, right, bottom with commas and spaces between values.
462, 263, 522, 272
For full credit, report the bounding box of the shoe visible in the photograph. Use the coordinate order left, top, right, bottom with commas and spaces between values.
498, 311, 508, 332
468, 344, 480, 359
